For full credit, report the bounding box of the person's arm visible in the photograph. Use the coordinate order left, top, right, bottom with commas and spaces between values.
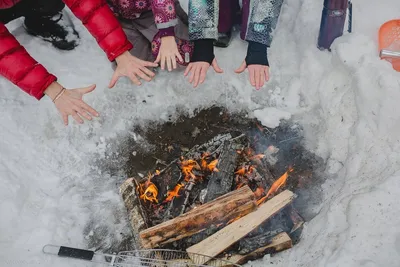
0, 23, 57, 100
0, 23, 98, 125
63, 0, 158, 86
63, 0, 132, 61
184, 0, 222, 87
151, 0, 182, 71
236, 0, 284, 89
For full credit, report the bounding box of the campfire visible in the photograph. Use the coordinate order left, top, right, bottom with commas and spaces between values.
120, 131, 307, 266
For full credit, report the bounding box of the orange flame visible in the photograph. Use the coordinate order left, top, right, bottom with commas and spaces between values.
250, 154, 265, 161
235, 167, 246, 176
138, 181, 159, 204
165, 183, 183, 202
207, 159, 219, 172
254, 187, 265, 199
257, 167, 294, 205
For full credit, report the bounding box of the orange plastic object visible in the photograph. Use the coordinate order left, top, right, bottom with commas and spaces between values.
378, 19, 400, 71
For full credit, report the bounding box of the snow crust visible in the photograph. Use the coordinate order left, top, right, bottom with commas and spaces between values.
1, 0, 400, 266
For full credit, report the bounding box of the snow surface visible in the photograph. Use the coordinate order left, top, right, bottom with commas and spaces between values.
1, 0, 400, 266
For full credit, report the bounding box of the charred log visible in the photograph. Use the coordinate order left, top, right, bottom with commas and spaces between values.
204, 141, 238, 203
238, 228, 284, 255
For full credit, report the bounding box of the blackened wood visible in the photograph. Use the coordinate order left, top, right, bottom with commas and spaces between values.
204, 141, 238, 203
238, 228, 284, 255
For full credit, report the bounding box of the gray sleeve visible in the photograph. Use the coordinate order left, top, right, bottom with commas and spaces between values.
188, 0, 219, 40
245, 0, 284, 46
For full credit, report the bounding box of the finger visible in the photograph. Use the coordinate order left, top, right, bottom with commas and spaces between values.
79, 101, 99, 117
108, 72, 120, 88
143, 60, 159, 67
72, 112, 84, 124
129, 73, 142, 86
189, 66, 197, 84
259, 70, 265, 89
234, 61, 247, 74
184, 64, 192, 76
80, 84, 96, 94
167, 56, 172, 72
249, 68, 256, 87
199, 67, 207, 85
172, 55, 177, 70
140, 66, 156, 78
193, 66, 202, 88
161, 56, 166, 70
135, 69, 152, 82
212, 59, 223, 73
176, 52, 183, 63
255, 69, 261, 90
265, 67, 270, 82
155, 52, 161, 64
62, 113, 68, 126
75, 106, 92, 121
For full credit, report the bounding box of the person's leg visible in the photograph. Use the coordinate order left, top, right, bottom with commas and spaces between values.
215, 0, 240, 48
118, 18, 154, 63
22, 0, 80, 50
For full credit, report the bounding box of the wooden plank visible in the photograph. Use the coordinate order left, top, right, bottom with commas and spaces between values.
186, 190, 295, 264
207, 232, 292, 266
139, 186, 257, 248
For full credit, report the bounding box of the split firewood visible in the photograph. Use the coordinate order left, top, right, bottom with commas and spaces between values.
119, 178, 149, 249
204, 140, 238, 202
238, 228, 284, 255
186, 190, 295, 264
139, 186, 257, 248
288, 206, 305, 233
207, 232, 292, 267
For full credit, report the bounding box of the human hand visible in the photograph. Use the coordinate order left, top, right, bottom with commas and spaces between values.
155, 36, 183, 71
109, 51, 158, 87
184, 59, 223, 88
44, 82, 99, 126
235, 61, 269, 90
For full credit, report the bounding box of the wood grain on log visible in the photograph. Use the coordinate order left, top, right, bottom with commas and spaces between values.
120, 178, 149, 249
186, 190, 295, 264
139, 186, 257, 248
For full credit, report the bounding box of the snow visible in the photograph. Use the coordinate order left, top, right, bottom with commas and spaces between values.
1, 0, 400, 266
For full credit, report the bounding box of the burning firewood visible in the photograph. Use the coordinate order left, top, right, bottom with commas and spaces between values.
204, 141, 238, 203
186, 190, 295, 265
139, 186, 257, 249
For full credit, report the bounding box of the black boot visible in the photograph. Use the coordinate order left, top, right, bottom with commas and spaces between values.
24, 10, 80, 51
214, 31, 232, 48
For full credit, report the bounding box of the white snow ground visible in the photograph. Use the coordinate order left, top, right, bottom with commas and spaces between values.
1, 0, 400, 266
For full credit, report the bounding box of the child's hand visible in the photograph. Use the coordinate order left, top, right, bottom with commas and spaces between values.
184, 59, 223, 88
235, 61, 269, 90
155, 36, 183, 71
110, 51, 158, 87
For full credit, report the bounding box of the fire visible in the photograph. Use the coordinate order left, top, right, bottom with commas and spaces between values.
137, 172, 160, 204
138, 181, 159, 204
235, 167, 246, 176
254, 187, 265, 198
164, 183, 183, 202
257, 167, 294, 205
207, 159, 219, 172
181, 159, 200, 181
250, 154, 265, 161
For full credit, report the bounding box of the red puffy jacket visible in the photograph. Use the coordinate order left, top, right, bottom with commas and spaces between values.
0, 0, 133, 100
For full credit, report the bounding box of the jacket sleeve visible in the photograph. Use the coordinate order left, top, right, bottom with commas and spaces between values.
188, 0, 219, 41
242, 0, 284, 46
63, 0, 133, 61
151, 0, 178, 30
0, 23, 57, 100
